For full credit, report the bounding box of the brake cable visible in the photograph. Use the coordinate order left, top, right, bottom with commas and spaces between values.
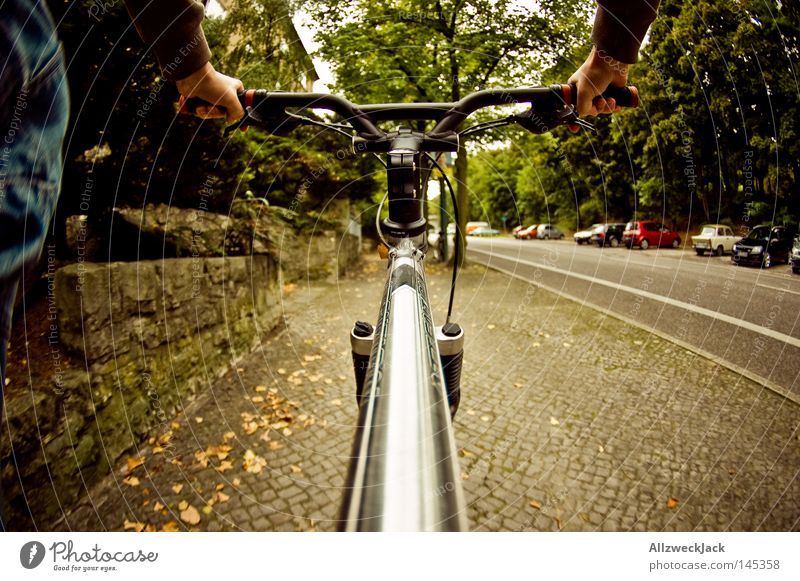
423, 152, 460, 324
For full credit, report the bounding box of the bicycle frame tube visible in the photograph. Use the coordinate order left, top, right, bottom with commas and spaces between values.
340, 238, 468, 531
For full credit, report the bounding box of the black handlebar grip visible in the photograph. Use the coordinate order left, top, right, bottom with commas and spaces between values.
562, 83, 639, 109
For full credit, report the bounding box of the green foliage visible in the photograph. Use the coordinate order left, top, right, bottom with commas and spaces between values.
47, 0, 380, 256
472, 0, 799, 231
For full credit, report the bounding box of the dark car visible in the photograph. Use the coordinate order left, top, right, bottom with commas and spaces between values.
790, 235, 800, 274
591, 223, 626, 247
731, 225, 793, 268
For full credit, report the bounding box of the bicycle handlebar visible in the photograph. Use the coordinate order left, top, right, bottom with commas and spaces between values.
183, 83, 638, 143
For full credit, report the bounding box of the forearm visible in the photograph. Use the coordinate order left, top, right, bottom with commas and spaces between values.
123, 0, 211, 80
592, 0, 661, 63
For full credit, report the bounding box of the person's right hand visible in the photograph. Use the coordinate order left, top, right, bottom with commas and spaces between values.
175, 62, 244, 123
568, 46, 629, 118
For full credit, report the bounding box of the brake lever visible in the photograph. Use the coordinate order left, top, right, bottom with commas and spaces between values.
223, 106, 306, 136
512, 106, 596, 134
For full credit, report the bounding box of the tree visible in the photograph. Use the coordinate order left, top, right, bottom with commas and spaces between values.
304, 0, 593, 259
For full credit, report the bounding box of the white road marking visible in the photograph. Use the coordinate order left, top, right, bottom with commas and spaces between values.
469, 247, 800, 349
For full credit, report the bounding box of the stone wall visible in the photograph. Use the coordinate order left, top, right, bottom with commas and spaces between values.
1, 255, 280, 528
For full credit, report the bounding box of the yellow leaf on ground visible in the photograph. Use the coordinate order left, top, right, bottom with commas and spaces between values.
667, 496, 679, 509
330, 399, 342, 406
243, 449, 267, 474
152, 446, 165, 455
180, 505, 201, 525
277, 368, 286, 375
215, 483, 225, 491
223, 431, 236, 441
123, 476, 140, 487
123, 519, 146, 532
194, 451, 209, 468
215, 461, 234, 473
290, 464, 302, 474
215, 492, 230, 503
194, 417, 203, 424
172, 483, 184, 494
232, 478, 241, 487
529, 500, 542, 510
153, 501, 164, 512
255, 385, 268, 393
125, 457, 145, 475
202, 505, 214, 515
161, 521, 180, 532
550, 417, 560, 426
178, 500, 189, 511
171, 421, 181, 430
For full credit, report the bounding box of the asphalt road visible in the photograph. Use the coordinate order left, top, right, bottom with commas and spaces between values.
467, 236, 800, 398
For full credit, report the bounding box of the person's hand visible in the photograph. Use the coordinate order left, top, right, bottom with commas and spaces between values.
175, 62, 244, 123
568, 46, 629, 118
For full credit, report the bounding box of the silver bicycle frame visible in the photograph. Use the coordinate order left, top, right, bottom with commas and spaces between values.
340, 238, 468, 531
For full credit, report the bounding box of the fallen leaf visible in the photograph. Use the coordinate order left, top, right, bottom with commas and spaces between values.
268, 441, 283, 451
277, 368, 286, 375
123, 519, 146, 532
194, 417, 204, 424
153, 501, 164, 512
529, 500, 542, 510
487, 324, 496, 330
194, 451, 209, 468
330, 399, 342, 406
290, 464, 303, 474
282, 428, 293, 437
223, 431, 236, 441
125, 457, 146, 475
579, 513, 591, 523
598, 444, 605, 453
232, 478, 241, 487
145, 524, 157, 532
161, 521, 180, 532
480, 415, 490, 422
215, 461, 234, 473
550, 417, 560, 426
215, 492, 230, 503
255, 386, 268, 393
215, 483, 225, 491
171, 421, 181, 430
123, 476, 140, 487
202, 505, 214, 515
180, 505, 201, 525
152, 446, 165, 455
172, 483, 184, 494
178, 500, 189, 511
667, 496, 679, 509
243, 449, 267, 474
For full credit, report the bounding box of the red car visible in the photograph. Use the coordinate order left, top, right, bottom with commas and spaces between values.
515, 224, 540, 240
623, 220, 681, 249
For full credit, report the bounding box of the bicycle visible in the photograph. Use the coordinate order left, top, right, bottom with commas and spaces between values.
186, 82, 638, 531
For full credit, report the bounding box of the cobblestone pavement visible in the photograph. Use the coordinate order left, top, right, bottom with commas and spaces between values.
60, 255, 800, 532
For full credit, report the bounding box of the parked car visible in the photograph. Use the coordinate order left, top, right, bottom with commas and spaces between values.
590, 223, 626, 247
516, 224, 540, 240
692, 224, 739, 256
623, 220, 681, 249
536, 224, 564, 240
573, 223, 603, 244
731, 225, 793, 268
466, 221, 490, 234
511, 225, 525, 236
469, 226, 500, 237
791, 235, 800, 274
